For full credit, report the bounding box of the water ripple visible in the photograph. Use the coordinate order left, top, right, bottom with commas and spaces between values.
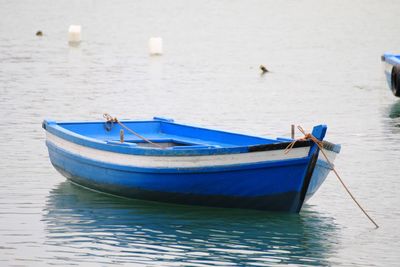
39, 182, 339, 266
1, 0, 400, 265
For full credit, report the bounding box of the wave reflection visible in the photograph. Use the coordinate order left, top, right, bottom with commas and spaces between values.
42, 182, 338, 266
389, 101, 400, 120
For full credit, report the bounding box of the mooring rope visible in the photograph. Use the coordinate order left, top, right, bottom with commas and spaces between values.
286, 125, 379, 229
103, 113, 164, 149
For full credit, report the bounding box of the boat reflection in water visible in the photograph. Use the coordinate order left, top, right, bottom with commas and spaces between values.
386, 101, 400, 135
389, 101, 400, 120
43, 182, 339, 266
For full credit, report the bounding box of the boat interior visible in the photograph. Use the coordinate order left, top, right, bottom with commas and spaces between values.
57, 118, 287, 149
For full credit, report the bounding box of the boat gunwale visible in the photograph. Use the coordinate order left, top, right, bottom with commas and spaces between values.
43, 119, 300, 156
382, 53, 400, 66
43, 119, 340, 156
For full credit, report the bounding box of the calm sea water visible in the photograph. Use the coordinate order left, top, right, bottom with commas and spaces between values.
1, 0, 400, 266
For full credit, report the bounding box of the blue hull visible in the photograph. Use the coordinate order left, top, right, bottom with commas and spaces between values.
47, 142, 327, 212
43, 117, 340, 212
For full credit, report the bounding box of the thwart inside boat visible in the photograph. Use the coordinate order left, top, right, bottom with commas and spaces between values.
129, 140, 194, 148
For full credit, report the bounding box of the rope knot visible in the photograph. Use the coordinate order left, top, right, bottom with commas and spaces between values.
284, 126, 318, 154
303, 133, 312, 140
103, 113, 118, 123
103, 113, 164, 149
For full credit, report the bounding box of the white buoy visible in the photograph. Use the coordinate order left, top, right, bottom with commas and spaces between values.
68, 25, 81, 45
148, 37, 163, 56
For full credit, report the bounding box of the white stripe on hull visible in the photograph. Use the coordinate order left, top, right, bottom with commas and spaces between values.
46, 133, 310, 169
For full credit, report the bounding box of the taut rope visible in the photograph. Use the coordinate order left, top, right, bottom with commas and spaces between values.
103, 113, 164, 149
286, 126, 379, 229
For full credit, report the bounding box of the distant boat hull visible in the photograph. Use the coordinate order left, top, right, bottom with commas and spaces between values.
381, 53, 400, 97
43, 118, 340, 212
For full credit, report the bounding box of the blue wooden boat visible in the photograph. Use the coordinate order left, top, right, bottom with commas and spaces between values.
42, 117, 340, 212
381, 53, 400, 97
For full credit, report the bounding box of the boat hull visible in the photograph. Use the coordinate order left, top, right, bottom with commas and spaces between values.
47, 141, 327, 212
382, 53, 400, 97
305, 154, 334, 202
43, 118, 339, 212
